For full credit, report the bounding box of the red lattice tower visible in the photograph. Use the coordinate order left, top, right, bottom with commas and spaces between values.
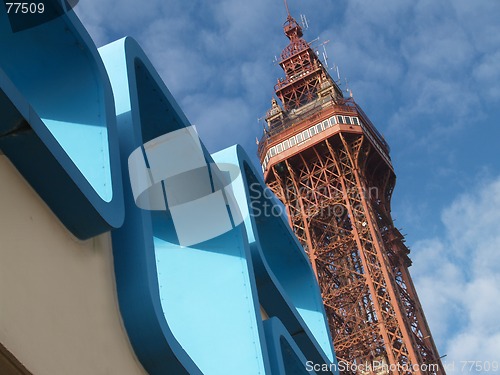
258, 5, 445, 375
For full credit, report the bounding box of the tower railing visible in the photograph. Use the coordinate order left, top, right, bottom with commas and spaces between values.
258, 97, 390, 160
354, 103, 390, 154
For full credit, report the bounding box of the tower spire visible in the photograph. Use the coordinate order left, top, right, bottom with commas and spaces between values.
282, 0, 303, 40
283, 0, 291, 18
267, 1, 342, 115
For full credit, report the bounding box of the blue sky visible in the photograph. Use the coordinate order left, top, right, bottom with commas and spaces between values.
75, 0, 500, 372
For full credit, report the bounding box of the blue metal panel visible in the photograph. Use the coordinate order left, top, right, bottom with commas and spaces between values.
99, 37, 202, 375
264, 317, 315, 375
213, 145, 338, 371
0, 0, 124, 238
101, 37, 269, 375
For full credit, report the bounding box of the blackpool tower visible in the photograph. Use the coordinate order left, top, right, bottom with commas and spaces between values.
258, 4, 445, 374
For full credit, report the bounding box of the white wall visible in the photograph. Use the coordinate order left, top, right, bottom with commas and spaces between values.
0, 155, 147, 375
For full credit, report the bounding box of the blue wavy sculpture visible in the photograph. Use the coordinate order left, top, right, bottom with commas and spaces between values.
0, 2, 338, 374
0, 0, 124, 238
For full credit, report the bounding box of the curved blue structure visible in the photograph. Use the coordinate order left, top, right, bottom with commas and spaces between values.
264, 318, 316, 375
0, 2, 338, 374
0, 0, 123, 239
101, 37, 269, 375
98, 37, 203, 375
213, 145, 336, 367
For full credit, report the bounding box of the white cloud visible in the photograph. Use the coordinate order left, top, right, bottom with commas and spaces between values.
473, 51, 500, 103
411, 175, 500, 373
320, 0, 499, 153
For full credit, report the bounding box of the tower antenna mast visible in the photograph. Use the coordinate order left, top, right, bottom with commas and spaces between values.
284, 0, 291, 17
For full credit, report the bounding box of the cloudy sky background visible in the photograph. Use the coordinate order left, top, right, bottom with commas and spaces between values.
74, 0, 500, 372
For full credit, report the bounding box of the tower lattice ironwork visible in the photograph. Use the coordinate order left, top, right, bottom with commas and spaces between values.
258, 5, 445, 375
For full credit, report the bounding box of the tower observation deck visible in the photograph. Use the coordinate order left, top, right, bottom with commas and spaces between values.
258, 5, 445, 375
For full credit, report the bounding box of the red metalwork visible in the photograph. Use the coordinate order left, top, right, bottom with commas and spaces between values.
258, 8, 445, 375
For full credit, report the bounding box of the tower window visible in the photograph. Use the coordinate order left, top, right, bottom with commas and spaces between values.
289, 136, 297, 146
322, 120, 329, 129
345, 117, 352, 125
302, 130, 310, 140
282, 140, 289, 150
270, 147, 276, 157
296, 133, 303, 143
309, 126, 317, 136
337, 115, 344, 124
276, 143, 283, 153
316, 123, 324, 133
329, 116, 336, 125
353, 117, 360, 125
